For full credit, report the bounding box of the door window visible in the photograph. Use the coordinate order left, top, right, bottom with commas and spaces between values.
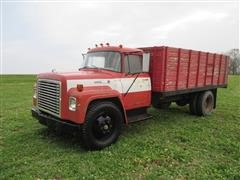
124, 55, 142, 73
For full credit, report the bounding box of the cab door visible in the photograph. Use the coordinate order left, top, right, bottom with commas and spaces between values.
121, 54, 151, 110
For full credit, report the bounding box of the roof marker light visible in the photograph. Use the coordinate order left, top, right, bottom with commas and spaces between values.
106, 43, 110, 46
88, 48, 91, 51
119, 44, 123, 48
100, 43, 103, 47
95, 44, 98, 47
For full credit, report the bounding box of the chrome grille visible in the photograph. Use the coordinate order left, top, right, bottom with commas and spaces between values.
37, 79, 61, 117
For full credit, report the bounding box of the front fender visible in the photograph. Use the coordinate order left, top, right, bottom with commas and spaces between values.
63, 86, 126, 124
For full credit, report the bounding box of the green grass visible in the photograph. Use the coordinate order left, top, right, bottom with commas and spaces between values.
1, 75, 240, 179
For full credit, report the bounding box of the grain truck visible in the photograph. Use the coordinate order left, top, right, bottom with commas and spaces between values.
32, 44, 229, 150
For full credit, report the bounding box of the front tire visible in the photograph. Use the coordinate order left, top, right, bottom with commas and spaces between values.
82, 101, 123, 150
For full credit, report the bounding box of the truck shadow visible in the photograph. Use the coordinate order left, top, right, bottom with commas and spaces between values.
36, 127, 87, 152
36, 105, 195, 151
121, 105, 199, 136
148, 105, 192, 121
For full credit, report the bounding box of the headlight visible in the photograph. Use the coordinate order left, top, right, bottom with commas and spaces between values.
69, 96, 77, 111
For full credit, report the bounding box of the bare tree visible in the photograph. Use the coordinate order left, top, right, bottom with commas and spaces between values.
227, 49, 240, 75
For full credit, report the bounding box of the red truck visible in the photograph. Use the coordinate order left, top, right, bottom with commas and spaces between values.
32, 44, 229, 150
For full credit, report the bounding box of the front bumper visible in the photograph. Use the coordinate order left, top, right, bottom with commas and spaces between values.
31, 108, 80, 132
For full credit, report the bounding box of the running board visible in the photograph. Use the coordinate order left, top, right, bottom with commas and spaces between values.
127, 113, 152, 123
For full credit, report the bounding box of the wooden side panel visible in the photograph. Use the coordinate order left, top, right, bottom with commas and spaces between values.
165, 47, 178, 91
188, 50, 198, 88
197, 52, 207, 87
205, 53, 214, 86
212, 54, 220, 85
141, 46, 229, 93
219, 56, 227, 84
177, 49, 189, 90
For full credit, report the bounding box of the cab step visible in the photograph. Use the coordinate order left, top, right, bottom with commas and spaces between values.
126, 107, 152, 123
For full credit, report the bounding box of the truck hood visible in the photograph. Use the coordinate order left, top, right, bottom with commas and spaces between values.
37, 69, 119, 81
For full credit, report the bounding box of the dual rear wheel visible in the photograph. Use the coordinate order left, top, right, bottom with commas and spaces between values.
189, 90, 215, 116
152, 90, 215, 116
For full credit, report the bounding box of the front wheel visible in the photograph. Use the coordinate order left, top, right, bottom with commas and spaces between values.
81, 101, 123, 150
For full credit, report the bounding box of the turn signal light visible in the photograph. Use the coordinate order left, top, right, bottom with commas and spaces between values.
77, 84, 84, 92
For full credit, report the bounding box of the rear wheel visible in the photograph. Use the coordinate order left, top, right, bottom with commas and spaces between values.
189, 94, 199, 115
82, 101, 123, 150
196, 91, 214, 116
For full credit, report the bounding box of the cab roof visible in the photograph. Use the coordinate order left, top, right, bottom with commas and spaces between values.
88, 46, 143, 53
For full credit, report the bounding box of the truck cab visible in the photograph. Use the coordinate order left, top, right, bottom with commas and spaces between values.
32, 45, 152, 150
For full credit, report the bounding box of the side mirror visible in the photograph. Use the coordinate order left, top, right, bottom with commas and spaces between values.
80, 53, 87, 69
142, 53, 150, 72
82, 53, 86, 60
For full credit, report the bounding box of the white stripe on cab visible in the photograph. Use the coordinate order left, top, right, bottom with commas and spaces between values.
67, 78, 151, 93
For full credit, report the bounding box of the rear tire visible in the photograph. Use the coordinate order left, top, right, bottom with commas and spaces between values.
189, 94, 199, 115
82, 101, 123, 150
196, 91, 214, 116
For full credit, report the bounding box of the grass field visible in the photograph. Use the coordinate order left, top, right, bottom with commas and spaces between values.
0, 75, 240, 179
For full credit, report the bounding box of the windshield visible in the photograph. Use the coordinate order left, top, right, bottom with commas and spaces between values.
83, 52, 121, 72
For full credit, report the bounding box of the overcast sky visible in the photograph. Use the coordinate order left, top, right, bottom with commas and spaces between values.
1, 1, 239, 74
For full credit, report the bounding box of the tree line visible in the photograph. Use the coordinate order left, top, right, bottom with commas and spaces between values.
227, 49, 240, 75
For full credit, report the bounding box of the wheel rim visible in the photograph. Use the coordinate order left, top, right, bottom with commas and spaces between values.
204, 95, 213, 112
92, 112, 115, 141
